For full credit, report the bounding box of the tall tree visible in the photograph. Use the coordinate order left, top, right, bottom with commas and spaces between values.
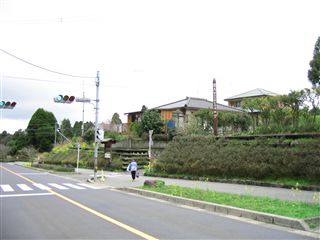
73, 121, 83, 137
60, 119, 73, 139
308, 36, 320, 87
83, 121, 95, 142
304, 87, 320, 122
111, 112, 122, 125
26, 108, 56, 152
111, 112, 122, 132
282, 90, 305, 128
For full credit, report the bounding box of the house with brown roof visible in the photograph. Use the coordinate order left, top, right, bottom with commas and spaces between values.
224, 88, 279, 108
125, 96, 243, 129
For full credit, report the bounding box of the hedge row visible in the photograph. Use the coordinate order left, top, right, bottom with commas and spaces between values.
154, 135, 320, 182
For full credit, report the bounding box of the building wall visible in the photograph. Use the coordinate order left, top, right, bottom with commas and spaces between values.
161, 110, 173, 121
228, 100, 241, 107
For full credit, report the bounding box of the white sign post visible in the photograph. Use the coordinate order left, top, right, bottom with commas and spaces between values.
148, 130, 154, 159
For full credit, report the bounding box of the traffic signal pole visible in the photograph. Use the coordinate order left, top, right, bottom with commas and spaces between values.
93, 71, 100, 182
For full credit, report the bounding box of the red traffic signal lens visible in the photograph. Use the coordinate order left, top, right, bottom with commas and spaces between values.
68, 96, 75, 102
11, 102, 16, 108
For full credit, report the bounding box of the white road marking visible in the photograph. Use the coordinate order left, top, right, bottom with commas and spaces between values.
0, 193, 54, 198
48, 183, 69, 190
63, 183, 86, 190
0, 183, 101, 193
20, 172, 48, 175
77, 183, 102, 189
33, 183, 51, 190
0, 184, 14, 192
17, 184, 33, 191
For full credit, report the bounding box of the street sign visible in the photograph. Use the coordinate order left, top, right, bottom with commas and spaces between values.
76, 97, 91, 103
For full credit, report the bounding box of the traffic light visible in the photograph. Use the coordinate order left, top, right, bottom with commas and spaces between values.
53, 95, 75, 104
0, 101, 17, 109
96, 129, 104, 141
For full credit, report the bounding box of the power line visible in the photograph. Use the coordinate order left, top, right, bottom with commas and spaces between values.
0, 48, 95, 79
3, 75, 91, 85
3, 75, 128, 89
0, 14, 109, 25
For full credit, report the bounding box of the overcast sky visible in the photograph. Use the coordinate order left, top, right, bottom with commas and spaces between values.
0, 0, 319, 134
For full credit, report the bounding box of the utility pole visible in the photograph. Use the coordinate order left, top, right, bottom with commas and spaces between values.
93, 71, 100, 182
213, 78, 218, 136
81, 91, 85, 137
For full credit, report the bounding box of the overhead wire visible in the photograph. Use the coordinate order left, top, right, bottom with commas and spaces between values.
0, 48, 95, 79
2, 75, 128, 89
2, 75, 92, 85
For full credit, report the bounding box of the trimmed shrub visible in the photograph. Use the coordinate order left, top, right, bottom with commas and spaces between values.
155, 136, 320, 182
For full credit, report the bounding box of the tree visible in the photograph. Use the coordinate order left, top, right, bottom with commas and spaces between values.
0, 131, 10, 145
141, 105, 148, 112
16, 147, 37, 162
73, 121, 83, 137
82, 121, 95, 142
178, 114, 207, 135
60, 119, 73, 139
111, 112, 122, 132
7, 130, 29, 155
270, 96, 289, 128
282, 90, 305, 128
259, 97, 273, 127
241, 98, 260, 130
193, 109, 214, 132
0, 144, 10, 160
111, 112, 122, 125
140, 109, 163, 134
308, 36, 320, 87
304, 87, 320, 122
26, 108, 56, 152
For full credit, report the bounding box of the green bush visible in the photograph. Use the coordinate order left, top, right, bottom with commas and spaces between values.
43, 145, 108, 169
109, 157, 123, 171
31, 163, 74, 172
154, 136, 320, 182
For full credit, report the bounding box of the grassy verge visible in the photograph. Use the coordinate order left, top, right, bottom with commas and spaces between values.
144, 170, 320, 189
141, 184, 320, 219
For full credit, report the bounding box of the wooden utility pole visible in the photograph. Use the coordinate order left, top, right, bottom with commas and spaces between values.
213, 78, 218, 136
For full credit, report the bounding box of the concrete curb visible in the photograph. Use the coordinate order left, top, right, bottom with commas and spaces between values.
119, 187, 312, 232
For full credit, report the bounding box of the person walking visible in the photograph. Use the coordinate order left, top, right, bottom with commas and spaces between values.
127, 159, 138, 181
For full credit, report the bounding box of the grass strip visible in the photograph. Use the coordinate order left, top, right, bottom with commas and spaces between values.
141, 185, 320, 219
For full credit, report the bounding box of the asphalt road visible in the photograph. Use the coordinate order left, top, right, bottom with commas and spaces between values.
0, 163, 317, 239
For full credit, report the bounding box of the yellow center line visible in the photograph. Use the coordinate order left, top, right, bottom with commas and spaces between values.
0, 165, 158, 240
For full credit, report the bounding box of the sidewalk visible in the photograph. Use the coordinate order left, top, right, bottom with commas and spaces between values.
58, 168, 319, 204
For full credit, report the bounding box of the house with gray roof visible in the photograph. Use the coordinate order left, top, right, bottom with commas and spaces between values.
125, 96, 243, 129
224, 88, 279, 107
